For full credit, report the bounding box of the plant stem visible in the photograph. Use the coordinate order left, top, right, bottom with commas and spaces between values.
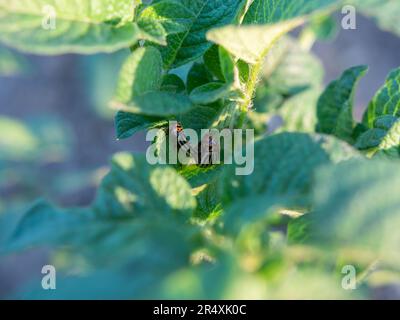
237, 59, 263, 128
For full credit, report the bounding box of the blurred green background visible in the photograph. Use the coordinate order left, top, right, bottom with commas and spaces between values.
0, 14, 400, 298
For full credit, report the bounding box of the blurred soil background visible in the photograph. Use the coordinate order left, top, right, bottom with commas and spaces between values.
1, 14, 400, 298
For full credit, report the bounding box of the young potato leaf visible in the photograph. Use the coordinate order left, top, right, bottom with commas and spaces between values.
207, 20, 304, 65
189, 82, 238, 105
114, 47, 163, 104
355, 115, 400, 159
159, 0, 246, 69
160, 74, 186, 93
115, 111, 165, 140
363, 68, 400, 128
355, 68, 400, 157
186, 63, 213, 93
138, 0, 195, 35
177, 104, 223, 133
316, 65, 368, 143
207, 0, 339, 64
266, 38, 324, 96
219, 46, 236, 83
278, 90, 322, 133
243, 0, 339, 24
113, 91, 194, 116
203, 45, 225, 81
136, 16, 167, 45
0, 0, 146, 54
254, 37, 324, 133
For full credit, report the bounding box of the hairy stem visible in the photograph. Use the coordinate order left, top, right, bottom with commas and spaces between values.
237, 59, 263, 128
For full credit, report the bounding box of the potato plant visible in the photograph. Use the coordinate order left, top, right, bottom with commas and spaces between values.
1, 0, 400, 299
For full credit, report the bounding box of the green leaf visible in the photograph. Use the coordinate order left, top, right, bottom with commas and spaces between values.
17, 218, 196, 299
159, 0, 246, 69
278, 90, 322, 133
115, 111, 164, 140
309, 159, 400, 260
219, 46, 236, 83
350, 0, 400, 36
220, 133, 359, 234
113, 91, 194, 116
243, 0, 338, 24
194, 182, 222, 220
189, 82, 236, 105
5, 201, 197, 299
208, 0, 339, 64
363, 68, 400, 128
113, 46, 163, 104
160, 73, 185, 93
137, 16, 167, 45
186, 62, 213, 93
178, 165, 222, 188
207, 20, 304, 64
0, 0, 143, 54
223, 195, 292, 235
355, 68, 400, 157
355, 115, 400, 158
256, 37, 325, 133
316, 65, 368, 143
177, 104, 223, 133
94, 153, 197, 217
138, 0, 194, 35
203, 45, 225, 81
306, 13, 338, 41
219, 133, 346, 207
287, 213, 315, 244
266, 38, 324, 96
